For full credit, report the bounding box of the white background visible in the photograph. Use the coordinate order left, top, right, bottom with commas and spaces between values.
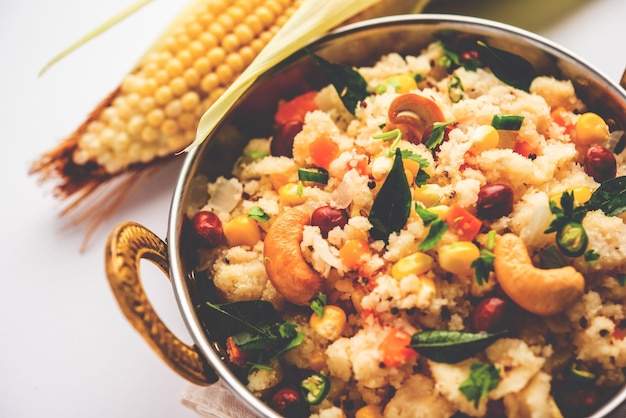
1, 0, 625, 417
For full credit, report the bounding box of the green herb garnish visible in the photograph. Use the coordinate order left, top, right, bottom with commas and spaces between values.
459, 362, 502, 408
471, 249, 495, 286
410, 330, 507, 364
307, 50, 368, 115
617, 273, 626, 286
477, 41, 537, 91
424, 121, 455, 150
415, 203, 448, 251
368, 148, 411, 242
204, 300, 304, 366
583, 176, 626, 216
248, 206, 270, 222
310, 293, 327, 318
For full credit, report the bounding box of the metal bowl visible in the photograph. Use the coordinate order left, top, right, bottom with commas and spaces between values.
106, 14, 626, 418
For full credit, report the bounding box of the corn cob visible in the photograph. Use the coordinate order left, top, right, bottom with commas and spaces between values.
30, 0, 431, 245
31, 0, 301, 196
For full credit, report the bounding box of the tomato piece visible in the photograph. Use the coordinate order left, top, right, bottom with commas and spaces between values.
379, 328, 418, 367
274, 91, 319, 126
446, 205, 482, 241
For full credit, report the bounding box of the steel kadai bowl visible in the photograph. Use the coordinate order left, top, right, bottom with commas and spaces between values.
106, 14, 626, 418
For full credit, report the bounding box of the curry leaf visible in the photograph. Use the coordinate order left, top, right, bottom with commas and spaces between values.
368, 148, 411, 241
410, 330, 507, 364
307, 50, 369, 115
477, 41, 536, 92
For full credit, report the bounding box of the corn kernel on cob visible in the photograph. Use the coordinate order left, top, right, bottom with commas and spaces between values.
30, 0, 431, 244
31, 0, 302, 197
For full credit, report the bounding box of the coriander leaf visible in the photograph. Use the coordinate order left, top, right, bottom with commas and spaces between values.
414, 204, 439, 226
410, 330, 507, 364
307, 50, 368, 115
471, 249, 495, 286
400, 149, 430, 167
248, 206, 270, 222
414, 204, 448, 251
583, 176, 626, 216
418, 219, 448, 251
477, 41, 536, 92
310, 292, 327, 318
369, 148, 411, 241
424, 121, 455, 150
459, 362, 501, 408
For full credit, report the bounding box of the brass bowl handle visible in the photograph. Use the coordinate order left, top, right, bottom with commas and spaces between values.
105, 221, 217, 386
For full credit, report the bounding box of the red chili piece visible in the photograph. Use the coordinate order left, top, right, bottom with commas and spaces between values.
191, 210, 224, 249
584, 145, 616, 183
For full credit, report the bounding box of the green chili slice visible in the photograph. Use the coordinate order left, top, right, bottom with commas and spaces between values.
298, 167, 329, 184
301, 373, 330, 405
556, 222, 588, 257
491, 114, 524, 130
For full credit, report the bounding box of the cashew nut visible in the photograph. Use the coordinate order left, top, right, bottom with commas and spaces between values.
263, 205, 325, 306
387, 93, 445, 143
493, 233, 584, 316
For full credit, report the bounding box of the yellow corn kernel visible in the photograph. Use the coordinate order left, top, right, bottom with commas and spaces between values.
375, 74, 417, 94
550, 187, 593, 208
438, 241, 480, 276
223, 215, 261, 247
65, 0, 302, 176
355, 405, 384, 418
309, 305, 347, 341
574, 112, 609, 145
279, 182, 307, 206
413, 184, 442, 207
391, 252, 434, 279
470, 125, 499, 153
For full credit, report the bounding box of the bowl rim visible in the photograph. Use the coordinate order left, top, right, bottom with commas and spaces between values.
167, 13, 626, 418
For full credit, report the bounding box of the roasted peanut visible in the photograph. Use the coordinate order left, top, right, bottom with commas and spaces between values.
494, 233, 584, 316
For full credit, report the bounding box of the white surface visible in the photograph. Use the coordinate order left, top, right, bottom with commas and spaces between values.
0, 0, 624, 417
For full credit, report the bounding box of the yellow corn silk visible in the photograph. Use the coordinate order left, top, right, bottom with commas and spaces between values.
30, 0, 431, 246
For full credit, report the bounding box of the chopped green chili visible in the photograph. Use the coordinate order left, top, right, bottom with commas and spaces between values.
556, 222, 588, 257
298, 167, 329, 184
301, 373, 330, 405
491, 114, 524, 130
